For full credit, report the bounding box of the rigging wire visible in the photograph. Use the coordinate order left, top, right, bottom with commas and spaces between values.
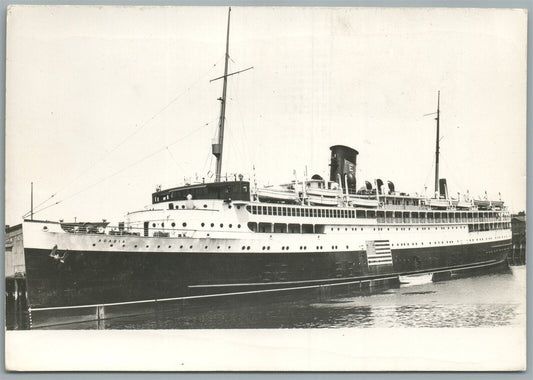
28, 119, 217, 218
29, 56, 225, 214
165, 146, 186, 173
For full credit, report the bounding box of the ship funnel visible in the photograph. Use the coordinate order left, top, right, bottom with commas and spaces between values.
439, 178, 448, 199
329, 145, 358, 192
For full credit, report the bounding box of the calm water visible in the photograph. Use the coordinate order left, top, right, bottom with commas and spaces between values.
43, 265, 526, 330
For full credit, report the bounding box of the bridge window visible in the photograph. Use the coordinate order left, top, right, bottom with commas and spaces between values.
248, 222, 257, 232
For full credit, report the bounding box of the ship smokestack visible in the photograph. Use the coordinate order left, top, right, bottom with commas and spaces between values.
329, 145, 358, 192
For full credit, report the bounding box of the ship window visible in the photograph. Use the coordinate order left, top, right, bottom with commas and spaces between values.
274, 223, 287, 233
169, 203, 174, 209
273, 207, 278, 216
367, 211, 376, 218
258, 223, 272, 233
305, 209, 309, 217
313, 209, 317, 217
247, 222, 257, 232
302, 224, 314, 233
288, 224, 301, 233
356, 210, 366, 218
268, 206, 272, 215
252, 206, 256, 214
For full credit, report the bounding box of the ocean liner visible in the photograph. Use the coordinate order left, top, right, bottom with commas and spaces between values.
5, 8, 512, 327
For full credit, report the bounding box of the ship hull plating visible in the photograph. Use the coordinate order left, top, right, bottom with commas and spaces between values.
24, 240, 510, 309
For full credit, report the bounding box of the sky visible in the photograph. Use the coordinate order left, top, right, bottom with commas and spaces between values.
5, 6, 527, 225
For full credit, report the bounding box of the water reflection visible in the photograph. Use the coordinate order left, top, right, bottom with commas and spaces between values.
41, 265, 526, 330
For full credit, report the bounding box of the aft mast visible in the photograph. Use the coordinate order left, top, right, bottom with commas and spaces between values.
212, 7, 232, 182
434, 91, 440, 196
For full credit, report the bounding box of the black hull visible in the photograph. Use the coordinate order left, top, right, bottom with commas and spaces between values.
24, 240, 510, 309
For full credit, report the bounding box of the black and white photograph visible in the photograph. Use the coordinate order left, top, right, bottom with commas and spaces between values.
4, 5, 527, 371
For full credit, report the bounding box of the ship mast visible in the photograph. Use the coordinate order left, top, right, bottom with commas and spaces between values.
434, 91, 440, 196
212, 7, 232, 182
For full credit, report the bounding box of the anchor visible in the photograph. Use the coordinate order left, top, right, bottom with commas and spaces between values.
49, 244, 69, 264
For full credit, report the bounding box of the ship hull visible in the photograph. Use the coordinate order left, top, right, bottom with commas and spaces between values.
24, 239, 510, 309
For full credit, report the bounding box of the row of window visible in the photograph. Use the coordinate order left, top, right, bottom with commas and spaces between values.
245, 205, 508, 221
148, 222, 242, 230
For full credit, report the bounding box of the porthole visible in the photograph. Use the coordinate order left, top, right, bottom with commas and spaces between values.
228, 205, 232, 209
242, 246, 246, 250
238, 224, 241, 228
92, 243, 96, 247
201, 223, 205, 227
229, 224, 233, 228
247, 246, 250, 250
146, 245, 149, 248
179, 245, 183, 249
220, 223, 224, 228
236, 206, 241, 210
182, 222, 187, 227
181, 205, 185, 209
203, 204, 208, 208
217, 246, 220, 249
168, 245, 172, 248
122, 244, 125, 248
189, 245, 193, 249
267, 246, 270, 250
211, 223, 215, 227
161, 223, 164, 228
205, 246, 208, 249
157, 245, 160, 248
134, 245, 138, 248
152, 223, 156, 227
262, 246, 266, 250
171, 222, 176, 227
110, 244, 113, 247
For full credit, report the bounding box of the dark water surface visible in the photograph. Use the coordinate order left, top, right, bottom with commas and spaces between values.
43, 265, 526, 330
